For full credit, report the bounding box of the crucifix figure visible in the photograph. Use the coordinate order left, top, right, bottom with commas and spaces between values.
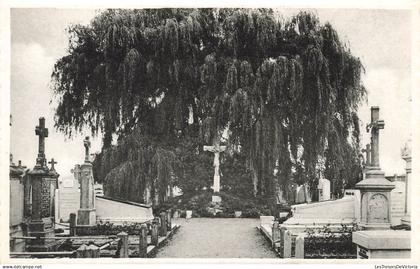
361, 143, 372, 167
83, 136, 91, 163
49, 158, 57, 172
366, 106, 385, 169
204, 140, 226, 193
35, 117, 48, 168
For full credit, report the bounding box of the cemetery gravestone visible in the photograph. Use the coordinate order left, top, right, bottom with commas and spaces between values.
352, 107, 410, 259
77, 137, 96, 226
295, 184, 311, 204
318, 177, 331, 201
401, 137, 411, 225
26, 117, 58, 251
355, 107, 394, 230
55, 171, 80, 223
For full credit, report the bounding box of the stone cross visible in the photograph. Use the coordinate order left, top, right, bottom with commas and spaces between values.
83, 136, 91, 163
72, 164, 82, 184
35, 117, 48, 167
366, 106, 384, 168
203, 142, 226, 193
49, 158, 57, 171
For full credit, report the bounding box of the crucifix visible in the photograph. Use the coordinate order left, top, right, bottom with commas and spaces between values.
204, 140, 226, 193
35, 117, 48, 168
49, 158, 57, 171
366, 106, 385, 169
83, 136, 91, 163
361, 143, 371, 167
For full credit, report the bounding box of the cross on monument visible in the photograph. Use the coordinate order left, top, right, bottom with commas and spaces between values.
83, 136, 91, 163
49, 158, 57, 171
35, 117, 48, 168
71, 164, 82, 184
366, 106, 385, 169
203, 142, 226, 193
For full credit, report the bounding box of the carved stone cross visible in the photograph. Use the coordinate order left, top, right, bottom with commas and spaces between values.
83, 136, 91, 163
49, 158, 57, 171
71, 164, 82, 184
203, 142, 226, 193
366, 106, 385, 169
35, 117, 48, 167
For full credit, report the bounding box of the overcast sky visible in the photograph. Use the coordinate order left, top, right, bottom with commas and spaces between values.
10, 8, 412, 179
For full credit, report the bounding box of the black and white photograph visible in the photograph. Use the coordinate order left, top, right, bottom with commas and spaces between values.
2, 2, 418, 264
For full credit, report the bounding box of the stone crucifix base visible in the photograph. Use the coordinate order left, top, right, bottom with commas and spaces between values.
212, 195, 222, 205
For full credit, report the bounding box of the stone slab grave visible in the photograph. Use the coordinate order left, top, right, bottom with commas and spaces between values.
281, 189, 361, 233
353, 230, 411, 259
95, 196, 154, 224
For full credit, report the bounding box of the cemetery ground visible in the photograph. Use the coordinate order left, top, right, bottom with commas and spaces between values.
155, 218, 277, 258
8, 108, 412, 259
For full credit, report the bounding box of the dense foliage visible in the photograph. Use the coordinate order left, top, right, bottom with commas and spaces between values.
303, 224, 358, 258
52, 8, 365, 206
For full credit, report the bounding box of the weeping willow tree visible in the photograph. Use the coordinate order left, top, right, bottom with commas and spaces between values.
52, 8, 365, 205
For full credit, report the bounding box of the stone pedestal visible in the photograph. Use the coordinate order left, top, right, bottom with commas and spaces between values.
26, 169, 56, 252
353, 230, 411, 259
212, 195, 222, 204
77, 162, 96, 226
356, 169, 395, 230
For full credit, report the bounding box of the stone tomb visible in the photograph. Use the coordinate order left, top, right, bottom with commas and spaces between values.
352, 106, 410, 259
281, 189, 360, 233
95, 196, 154, 224
353, 230, 410, 258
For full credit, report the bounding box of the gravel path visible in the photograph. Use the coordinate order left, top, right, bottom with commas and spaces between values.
155, 218, 278, 258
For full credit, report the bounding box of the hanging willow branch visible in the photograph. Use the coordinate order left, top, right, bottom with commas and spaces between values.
53, 9, 366, 204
